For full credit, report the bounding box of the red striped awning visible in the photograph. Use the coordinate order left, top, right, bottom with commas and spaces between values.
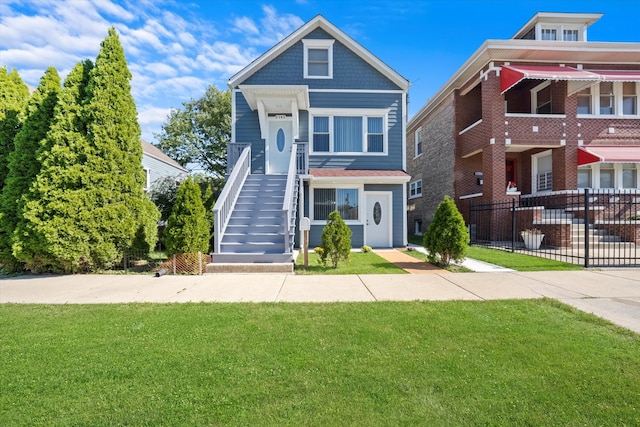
589, 70, 640, 82
501, 65, 601, 93
578, 146, 640, 166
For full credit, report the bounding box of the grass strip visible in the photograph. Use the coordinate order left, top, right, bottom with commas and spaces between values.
466, 246, 583, 271
295, 251, 407, 274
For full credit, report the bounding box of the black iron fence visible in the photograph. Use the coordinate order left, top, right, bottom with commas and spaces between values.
468, 189, 640, 267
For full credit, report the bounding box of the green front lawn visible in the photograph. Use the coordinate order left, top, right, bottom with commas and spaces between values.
295, 251, 406, 274
1, 302, 638, 425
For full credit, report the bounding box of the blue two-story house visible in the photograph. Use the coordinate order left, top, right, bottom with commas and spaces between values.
213, 15, 410, 264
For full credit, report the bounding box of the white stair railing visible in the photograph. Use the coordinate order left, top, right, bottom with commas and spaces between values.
282, 143, 300, 254
213, 145, 251, 254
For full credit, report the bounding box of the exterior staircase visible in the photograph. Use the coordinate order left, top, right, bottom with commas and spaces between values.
541, 209, 634, 250
209, 174, 298, 270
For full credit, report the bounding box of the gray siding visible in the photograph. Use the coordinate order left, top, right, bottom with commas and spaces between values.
309, 224, 364, 248
365, 184, 405, 246
142, 154, 187, 188
234, 92, 265, 174
240, 28, 401, 91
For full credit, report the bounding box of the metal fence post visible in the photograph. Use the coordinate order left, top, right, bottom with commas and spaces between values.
511, 198, 516, 252
584, 188, 590, 269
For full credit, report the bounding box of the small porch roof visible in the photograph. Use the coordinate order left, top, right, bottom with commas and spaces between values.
308, 168, 410, 184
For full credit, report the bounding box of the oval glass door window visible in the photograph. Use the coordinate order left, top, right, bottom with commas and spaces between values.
373, 201, 382, 225
276, 128, 285, 152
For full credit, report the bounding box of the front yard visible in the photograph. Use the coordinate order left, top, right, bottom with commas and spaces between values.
1, 302, 638, 425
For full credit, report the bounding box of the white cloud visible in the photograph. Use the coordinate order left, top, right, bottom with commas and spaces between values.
233, 16, 259, 35
91, 0, 136, 21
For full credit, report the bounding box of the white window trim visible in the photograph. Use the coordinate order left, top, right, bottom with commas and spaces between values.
531, 80, 552, 114
309, 184, 363, 225
414, 127, 423, 158
144, 167, 151, 191
576, 82, 640, 118
536, 23, 585, 41
409, 179, 422, 199
309, 108, 390, 156
302, 39, 334, 79
580, 163, 640, 189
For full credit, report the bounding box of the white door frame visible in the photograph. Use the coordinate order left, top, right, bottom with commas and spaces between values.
266, 116, 293, 174
364, 191, 393, 248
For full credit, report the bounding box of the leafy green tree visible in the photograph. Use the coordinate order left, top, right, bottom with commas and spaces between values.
155, 86, 231, 177
164, 177, 209, 255
423, 196, 469, 266
319, 210, 352, 268
0, 67, 61, 271
0, 67, 30, 189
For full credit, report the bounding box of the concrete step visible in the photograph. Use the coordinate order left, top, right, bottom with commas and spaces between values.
206, 262, 293, 273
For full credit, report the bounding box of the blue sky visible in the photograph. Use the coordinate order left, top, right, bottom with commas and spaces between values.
1, 0, 638, 144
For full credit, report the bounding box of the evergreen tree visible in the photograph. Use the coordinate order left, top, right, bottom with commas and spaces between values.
423, 196, 469, 266
319, 210, 352, 268
15, 27, 158, 272
0, 67, 30, 189
0, 67, 60, 271
13, 60, 95, 272
80, 27, 158, 269
164, 177, 209, 255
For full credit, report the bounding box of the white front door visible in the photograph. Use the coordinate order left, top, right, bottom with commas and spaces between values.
267, 119, 293, 174
365, 192, 392, 248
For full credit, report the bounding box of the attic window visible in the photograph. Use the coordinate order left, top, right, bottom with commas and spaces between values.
303, 39, 334, 79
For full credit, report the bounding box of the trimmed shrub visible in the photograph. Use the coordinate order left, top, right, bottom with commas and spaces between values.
423, 196, 469, 266
319, 210, 352, 268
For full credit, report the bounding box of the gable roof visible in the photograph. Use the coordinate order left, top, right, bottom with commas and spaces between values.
142, 140, 189, 173
227, 15, 409, 90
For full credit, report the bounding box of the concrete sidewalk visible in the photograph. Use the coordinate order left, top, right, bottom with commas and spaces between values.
1, 269, 639, 333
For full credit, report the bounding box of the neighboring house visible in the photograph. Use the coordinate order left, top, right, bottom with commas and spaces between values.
141, 140, 189, 191
213, 15, 410, 263
407, 12, 640, 233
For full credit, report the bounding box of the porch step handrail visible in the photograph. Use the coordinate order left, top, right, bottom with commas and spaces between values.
282, 143, 300, 254
213, 145, 251, 253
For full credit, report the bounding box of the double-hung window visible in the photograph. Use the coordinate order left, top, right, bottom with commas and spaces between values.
541, 28, 557, 40
599, 82, 615, 115
310, 110, 388, 154
577, 87, 592, 114
313, 188, 359, 221
414, 127, 423, 157
409, 180, 422, 198
563, 29, 579, 41
623, 82, 637, 115
303, 39, 334, 79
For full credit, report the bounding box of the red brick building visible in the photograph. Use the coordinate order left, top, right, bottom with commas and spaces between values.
407, 12, 640, 235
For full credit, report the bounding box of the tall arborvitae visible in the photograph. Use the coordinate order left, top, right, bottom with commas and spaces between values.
14, 61, 94, 272
0, 67, 30, 189
0, 67, 60, 271
165, 177, 210, 256
80, 27, 158, 269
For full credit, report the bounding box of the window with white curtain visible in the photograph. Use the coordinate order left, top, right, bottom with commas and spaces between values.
310, 111, 387, 154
